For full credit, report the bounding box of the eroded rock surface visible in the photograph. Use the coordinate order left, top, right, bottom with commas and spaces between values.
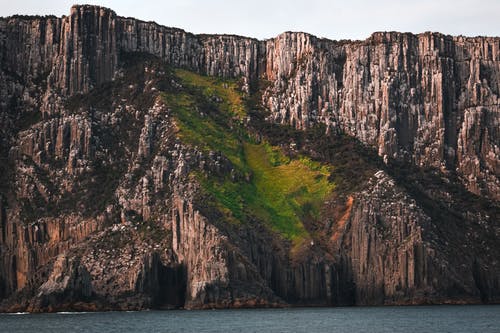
0, 5, 499, 311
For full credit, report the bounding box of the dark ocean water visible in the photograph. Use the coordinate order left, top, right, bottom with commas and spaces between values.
0, 305, 499, 333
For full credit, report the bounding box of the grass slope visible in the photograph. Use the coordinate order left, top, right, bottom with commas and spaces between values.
163, 69, 334, 244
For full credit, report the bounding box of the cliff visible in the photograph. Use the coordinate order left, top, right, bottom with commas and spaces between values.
0, 5, 498, 311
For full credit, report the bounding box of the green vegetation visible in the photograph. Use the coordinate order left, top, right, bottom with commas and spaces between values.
175, 69, 246, 119
199, 142, 333, 243
162, 70, 249, 172
163, 69, 335, 244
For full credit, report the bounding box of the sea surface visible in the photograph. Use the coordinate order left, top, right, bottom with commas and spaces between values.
0, 305, 499, 333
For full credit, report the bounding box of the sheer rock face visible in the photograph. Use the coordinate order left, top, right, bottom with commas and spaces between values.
338, 171, 499, 305
339, 171, 432, 304
261, 32, 500, 200
0, 5, 499, 311
3, 7, 497, 198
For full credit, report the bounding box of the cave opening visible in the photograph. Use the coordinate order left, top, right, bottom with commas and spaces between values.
153, 262, 187, 309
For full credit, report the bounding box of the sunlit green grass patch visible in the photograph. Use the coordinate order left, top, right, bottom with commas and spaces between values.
163, 69, 335, 243
175, 69, 246, 119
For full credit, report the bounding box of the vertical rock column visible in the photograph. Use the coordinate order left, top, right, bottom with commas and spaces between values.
171, 197, 230, 307
52, 5, 118, 95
